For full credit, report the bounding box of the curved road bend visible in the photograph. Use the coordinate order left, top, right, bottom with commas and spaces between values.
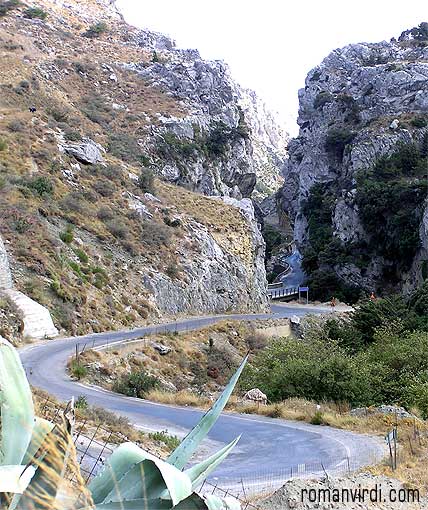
20, 304, 385, 490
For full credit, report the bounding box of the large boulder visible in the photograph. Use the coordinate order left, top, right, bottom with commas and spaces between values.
63, 138, 105, 165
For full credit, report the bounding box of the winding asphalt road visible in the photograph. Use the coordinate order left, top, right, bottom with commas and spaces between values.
19, 304, 385, 493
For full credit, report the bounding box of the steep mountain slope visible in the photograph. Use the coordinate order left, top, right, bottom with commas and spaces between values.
279, 24, 428, 300
0, 0, 286, 337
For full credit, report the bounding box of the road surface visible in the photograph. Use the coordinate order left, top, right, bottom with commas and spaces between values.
20, 304, 384, 493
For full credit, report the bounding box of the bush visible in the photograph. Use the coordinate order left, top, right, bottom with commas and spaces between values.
310, 410, 324, 425
0, 0, 20, 17
138, 169, 155, 193
106, 220, 129, 240
81, 94, 115, 126
73, 248, 89, 264
148, 430, 180, 451
97, 206, 114, 222
59, 225, 74, 244
84, 21, 108, 38
113, 370, 160, 398
166, 263, 179, 279
313, 91, 333, 109
242, 337, 373, 406
75, 395, 88, 409
108, 132, 147, 164
64, 129, 82, 141
0, 139, 7, 151
93, 179, 115, 197
25, 176, 53, 197
141, 221, 170, 248
7, 119, 26, 132
23, 7, 47, 19
70, 359, 87, 380
325, 128, 355, 159
410, 116, 427, 128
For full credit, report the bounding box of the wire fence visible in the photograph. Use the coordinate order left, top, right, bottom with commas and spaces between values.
37, 396, 406, 503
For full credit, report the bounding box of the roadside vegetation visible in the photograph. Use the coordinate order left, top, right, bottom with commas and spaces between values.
242, 285, 428, 413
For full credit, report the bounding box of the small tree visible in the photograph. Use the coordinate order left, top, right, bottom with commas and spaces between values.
23, 7, 48, 19
138, 169, 155, 194
84, 21, 108, 38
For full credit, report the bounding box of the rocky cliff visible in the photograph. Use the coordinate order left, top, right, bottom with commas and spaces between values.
280, 25, 428, 300
0, 0, 281, 338
127, 32, 288, 200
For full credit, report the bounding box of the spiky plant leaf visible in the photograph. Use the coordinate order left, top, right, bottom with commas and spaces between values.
167, 355, 248, 470
90, 443, 192, 506
15, 401, 90, 510
184, 436, 240, 490
0, 465, 35, 494
22, 418, 54, 465
0, 337, 35, 466
79, 493, 227, 510
204, 495, 241, 510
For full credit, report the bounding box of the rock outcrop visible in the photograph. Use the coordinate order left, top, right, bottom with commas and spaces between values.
279, 26, 428, 296
62, 138, 105, 165
126, 37, 287, 200
0, 235, 58, 340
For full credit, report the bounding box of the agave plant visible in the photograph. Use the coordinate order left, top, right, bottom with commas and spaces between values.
0, 337, 247, 510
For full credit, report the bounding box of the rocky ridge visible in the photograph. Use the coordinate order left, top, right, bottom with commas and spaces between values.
280, 27, 428, 296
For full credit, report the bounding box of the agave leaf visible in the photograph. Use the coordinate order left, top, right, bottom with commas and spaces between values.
184, 436, 240, 490
0, 465, 36, 494
167, 355, 248, 470
0, 337, 35, 466
204, 495, 240, 510
16, 416, 74, 509
89, 443, 192, 506
102, 452, 192, 506
80, 493, 206, 510
22, 418, 54, 465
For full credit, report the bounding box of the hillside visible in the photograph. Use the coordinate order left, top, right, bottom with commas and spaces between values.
279, 24, 428, 301
0, 0, 287, 338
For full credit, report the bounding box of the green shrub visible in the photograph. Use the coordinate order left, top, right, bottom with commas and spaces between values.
113, 370, 160, 398
0, 0, 20, 17
138, 169, 155, 193
84, 21, 108, 38
108, 132, 147, 164
64, 129, 82, 141
75, 395, 88, 409
73, 248, 89, 264
410, 116, 427, 128
325, 127, 355, 159
166, 263, 180, 279
313, 91, 333, 109
356, 144, 428, 271
310, 410, 324, 425
148, 430, 180, 451
25, 176, 53, 197
93, 179, 115, 197
59, 225, 74, 244
81, 93, 115, 126
107, 220, 129, 240
23, 7, 47, 19
70, 359, 87, 380
0, 139, 7, 151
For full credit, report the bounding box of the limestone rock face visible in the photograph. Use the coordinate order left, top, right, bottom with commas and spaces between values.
0, 237, 13, 290
143, 198, 268, 316
279, 30, 428, 293
126, 46, 288, 200
0, 235, 58, 340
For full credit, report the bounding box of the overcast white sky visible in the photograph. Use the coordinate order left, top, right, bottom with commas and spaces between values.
116, 0, 427, 134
